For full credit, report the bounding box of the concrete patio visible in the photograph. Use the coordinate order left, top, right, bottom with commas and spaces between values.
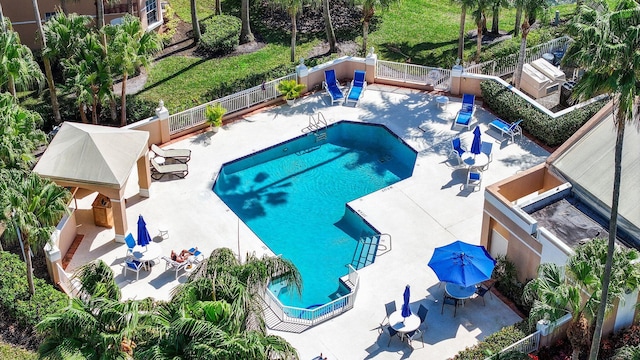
65, 84, 549, 359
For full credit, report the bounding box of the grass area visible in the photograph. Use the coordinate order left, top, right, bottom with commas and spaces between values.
0, 343, 37, 360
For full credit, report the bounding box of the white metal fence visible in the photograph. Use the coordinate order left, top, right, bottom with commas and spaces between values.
168, 73, 297, 134
376, 61, 452, 91
263, 265, 360, 328
465, 36, 573, 77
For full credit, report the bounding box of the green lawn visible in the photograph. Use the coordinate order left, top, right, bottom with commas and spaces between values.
0, 342, 37, 360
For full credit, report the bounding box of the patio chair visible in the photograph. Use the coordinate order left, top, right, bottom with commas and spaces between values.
124, 258, 144, 281
323, 69, 344, 105
150, 158, 189, 180
188, 247, 205, 263
406, 328, 425, 349
449, 137, 466, 165
441, 294, 461, 317
124, 233, 136, 257
417, 304, 429, 329
346, 70, 367, 106
379, 301, 397, 333
151, 144, 191, 164
453, 94, 476, 130
385, 325, 400, 346
465, 169, 482, 191
162, 256, 188, 279
480, 141, 493, 170
488, 119, 523, 143
474, 281, 494, 306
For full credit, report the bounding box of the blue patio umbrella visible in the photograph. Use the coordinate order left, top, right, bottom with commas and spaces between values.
470, 126, 482, 156
401, 285, 412, 318
137, 215, 152, 247
427, 240, 496, 287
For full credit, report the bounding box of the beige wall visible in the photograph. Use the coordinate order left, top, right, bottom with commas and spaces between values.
57, 208, 78, 257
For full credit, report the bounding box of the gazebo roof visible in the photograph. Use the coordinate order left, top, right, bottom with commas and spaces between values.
33, 122, 149, 188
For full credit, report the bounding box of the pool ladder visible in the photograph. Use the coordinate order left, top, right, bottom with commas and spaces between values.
350, 233, 392, 270
308, 112, 328, 142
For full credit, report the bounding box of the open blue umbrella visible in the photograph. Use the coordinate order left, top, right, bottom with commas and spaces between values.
137, 215, 152, 247
470, 126, 482, 156
401, 285, 412, 318
427, 240, 496, 287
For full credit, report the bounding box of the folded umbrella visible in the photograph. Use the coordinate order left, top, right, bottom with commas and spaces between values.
137, 215, 152, 247
471, 126, 482, 156
401, 285, 412, 318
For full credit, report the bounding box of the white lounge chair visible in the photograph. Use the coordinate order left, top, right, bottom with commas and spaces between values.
151, 144, 191, 163
162, 256, 188, 279
150, 158, 188, 180
488, 119, 523, 143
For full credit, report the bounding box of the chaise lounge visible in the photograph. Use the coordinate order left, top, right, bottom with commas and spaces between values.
454, 94, 476, 130
151, 144, 191, 164
150, 158, 189, 180
323, 69, 344, 105
489, 118, 523, 143
346, 70, 367, 106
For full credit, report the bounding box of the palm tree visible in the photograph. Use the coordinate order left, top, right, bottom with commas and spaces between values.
32, 0, 62, 124
511, 0, 546, 88
0, 93, 48, 170
0, 170, 70, 296
471, 0, 489, 60
240, 0, 254, 43
73, 260, 121, 300
488, 0, 509, 34
271, 0, 309, 62
523, 239, 640, 360
42, 12, 93, 65
452, 0, 476, 61
104, 15, 162, 126
357, 0, 399, 55
512, 0, 524, 36
191, 0, 202, 42
562, 1, 640, 359
0, 30, 44, 97
0, 2, 6, 32
322, 0, 337, 53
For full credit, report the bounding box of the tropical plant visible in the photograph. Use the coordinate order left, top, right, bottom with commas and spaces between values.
452, 0, 477, 61
562, 2, 640, 359
471, 0, 489, 61
277, 79, 305, 100
512, 0, 547, 88
0, 169, 70, 296
42, 12, 93, 66
104, 15, 162, 126
271, 0, 309, 62
240, 0, 254, 43
512, 0, 524, 36
0, 29, 44, 97
32, 0, 62, 124
321, 0, 337, 53
488, 0, 509, 34
73, 260, 121, 300
0, 93, 47, 170
204, 103, 226, 128
191, 0, 201, 42
523, 239, 640, 360
357, 0, 399, 55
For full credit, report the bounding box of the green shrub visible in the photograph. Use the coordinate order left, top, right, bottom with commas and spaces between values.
0, 252, 68, 328
199, 15, 242, 56
492, 255, 531, 317
202, 63, 296, 102
0, 342, 37, 360
453, 321, 529, 360
480, 80, 606, 147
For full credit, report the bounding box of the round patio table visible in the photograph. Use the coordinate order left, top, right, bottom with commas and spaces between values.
436, 95, 449, 110
461, 153, 489, 170
131, 242, 162, 270
445, 283, 476, 302
389, 310, 421, 342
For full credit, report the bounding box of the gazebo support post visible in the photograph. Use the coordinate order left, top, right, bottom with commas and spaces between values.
137, 152, 152, 197
111, 196, 128, 243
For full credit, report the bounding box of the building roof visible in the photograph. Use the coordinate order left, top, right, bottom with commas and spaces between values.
33, 122, 149, 188
551, 112, 640, 239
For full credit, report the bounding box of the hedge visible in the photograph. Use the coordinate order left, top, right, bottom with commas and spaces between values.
453, 321, 529, 360
480, 80, 606, 147
199, 15, 242, 56
0, 252, 68, 328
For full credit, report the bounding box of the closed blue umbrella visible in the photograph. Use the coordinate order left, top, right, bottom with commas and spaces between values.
137, 215, 152, 247
428, 240, 496, 287
401, 285, 412, 318
471, 126, 482, 156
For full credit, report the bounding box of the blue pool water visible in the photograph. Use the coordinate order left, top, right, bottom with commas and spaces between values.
213, 121, 417, 308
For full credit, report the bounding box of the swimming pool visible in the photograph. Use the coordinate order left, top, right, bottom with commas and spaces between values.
213, 121, 417, 308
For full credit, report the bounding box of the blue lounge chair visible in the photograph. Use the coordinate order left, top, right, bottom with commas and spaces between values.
323, 69, 344, 105
489, 118, 523, 143
188, 247, 205, 262
346, 70, 367, 106
454, 94, 476, 130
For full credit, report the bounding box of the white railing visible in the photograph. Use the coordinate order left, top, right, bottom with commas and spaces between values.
264, 266, 360, 328
376, 60, 451, 91
168, 73, 296, 134
493, 331, 541, 358
466, 36, 573, 77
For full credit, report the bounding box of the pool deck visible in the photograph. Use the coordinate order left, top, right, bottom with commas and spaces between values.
66, 84, 549, 360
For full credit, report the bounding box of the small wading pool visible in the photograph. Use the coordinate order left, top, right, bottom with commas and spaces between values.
213, 121, 417, 309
